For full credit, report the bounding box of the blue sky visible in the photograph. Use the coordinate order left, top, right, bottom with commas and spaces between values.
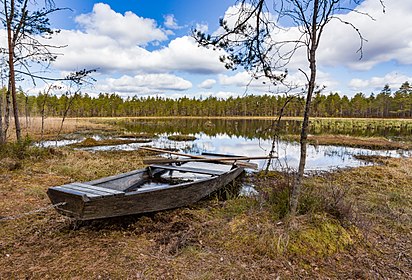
14, 0, 412, 98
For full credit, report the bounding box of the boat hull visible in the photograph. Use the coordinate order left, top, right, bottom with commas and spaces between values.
47, 166, 244, 220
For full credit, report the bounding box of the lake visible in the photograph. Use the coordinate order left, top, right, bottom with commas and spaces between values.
43, 118, 412, 172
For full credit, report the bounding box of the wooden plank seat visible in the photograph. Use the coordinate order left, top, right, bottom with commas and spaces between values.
51, 183, 124, 199
149, 164, 225, 176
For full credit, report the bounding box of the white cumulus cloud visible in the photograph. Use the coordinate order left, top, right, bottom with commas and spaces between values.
264, 0, 412, 72
75, 3, 167, 46
52, 30, 226, 74
198, 79, 216, 89
163, 14, 181, 29
194, 23, 209, 33
97, 74, 192, 96
348, 72, 412, 92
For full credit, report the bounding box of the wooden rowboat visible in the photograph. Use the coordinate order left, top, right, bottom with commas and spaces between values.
47, 159, 245, 220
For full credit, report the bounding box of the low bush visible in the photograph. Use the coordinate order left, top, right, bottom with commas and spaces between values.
0, 137, 50, 161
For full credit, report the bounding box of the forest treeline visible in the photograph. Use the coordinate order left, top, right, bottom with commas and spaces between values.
4, 82, 412, 119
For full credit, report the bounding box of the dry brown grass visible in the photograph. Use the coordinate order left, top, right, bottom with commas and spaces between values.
69, 138, 151, 148
5, 117, 115, 141
0, 148, 411, 279
283, 134, 412, 150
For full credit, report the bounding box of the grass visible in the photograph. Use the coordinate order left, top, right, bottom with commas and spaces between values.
1, 146, 411, 279
69, 137, 151, 148
282, 134, 412, 150
4, 117, 117, 142
1, 116, 411, 278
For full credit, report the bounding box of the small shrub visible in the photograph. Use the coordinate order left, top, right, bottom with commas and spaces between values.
266, 185, 290, 220
255, 171, 293, 220
0, 136, 50, 161
298, 175, 353, 224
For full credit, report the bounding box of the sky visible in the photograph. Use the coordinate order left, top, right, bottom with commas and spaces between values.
4, 0, 412, 99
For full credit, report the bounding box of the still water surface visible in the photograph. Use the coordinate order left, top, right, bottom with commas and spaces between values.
42, 118, 411, 171
80, 132, 409, 172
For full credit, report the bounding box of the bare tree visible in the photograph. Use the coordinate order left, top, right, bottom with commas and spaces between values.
1, 0, 64, 141
195, 0, 382, 215
39, 84, 54, 141
36, 69, 95, 143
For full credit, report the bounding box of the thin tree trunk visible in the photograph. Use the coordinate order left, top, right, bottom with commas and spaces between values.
0, 88, 4, 144
265, 96, 294, 172
290, 0, 319, 216
56, 92, 78, 144
4, 85, 11, 140
6, 0, 22, 142
40, 93, 49, 142
7, 37, 22, 142
25, 94, 29, 138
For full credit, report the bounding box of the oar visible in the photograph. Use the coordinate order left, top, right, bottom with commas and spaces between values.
141, 147, 208, 159
143, 156, 273, 164
140, 147, 261, 169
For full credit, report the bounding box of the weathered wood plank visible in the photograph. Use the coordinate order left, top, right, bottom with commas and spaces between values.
52, 186, 100, 198
86, 169, 145, 186
149, 164, 225, 176
137, 184, 170, 192
60, 184, 106, 197
71, 183, 124, 195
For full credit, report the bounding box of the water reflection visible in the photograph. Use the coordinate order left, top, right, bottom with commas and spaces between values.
38, 118, 411, 172
72, 133, 410, 172
117, 118, 412, 140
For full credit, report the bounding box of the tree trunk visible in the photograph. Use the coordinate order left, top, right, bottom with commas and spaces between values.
40, 93, 48, 141
0, 89, 4, 144
4, 86, 11, 140
25, 94, 29, 137
56, 92, 78, 144
290, 0, 319, 215
7, 34, 22, 142
6, 0, 22, 142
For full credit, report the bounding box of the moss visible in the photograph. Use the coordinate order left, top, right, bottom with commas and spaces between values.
216, 197, 257, 219
223, 214, 281, 258
288, 215, 354, 258
75, 137, 98, 146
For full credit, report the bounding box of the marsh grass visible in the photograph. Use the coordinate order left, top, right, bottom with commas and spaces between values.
69, 137, 151, 148
4, 117, 116, 141
282, 134, 412, 150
